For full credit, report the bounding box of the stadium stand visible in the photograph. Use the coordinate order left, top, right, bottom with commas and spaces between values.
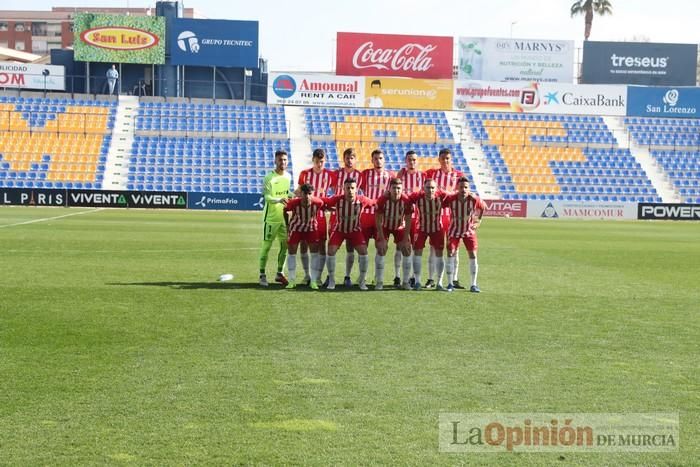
129, 101, 291, 193
0, 95, 114, 190
467, 112, 662, 202
304, 107, 478, 193
623, 117, 700, 203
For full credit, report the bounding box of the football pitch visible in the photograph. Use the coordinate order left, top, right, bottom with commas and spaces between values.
1, 206, 698, 465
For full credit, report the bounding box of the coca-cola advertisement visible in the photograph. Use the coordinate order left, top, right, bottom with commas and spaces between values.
336, 32, 453, 79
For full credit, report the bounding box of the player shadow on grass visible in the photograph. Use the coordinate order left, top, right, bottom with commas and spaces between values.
108, 281, 266, 290
107, 282, 405, 292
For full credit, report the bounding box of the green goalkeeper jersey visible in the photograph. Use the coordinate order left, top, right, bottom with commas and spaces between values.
262, 170, 292, 224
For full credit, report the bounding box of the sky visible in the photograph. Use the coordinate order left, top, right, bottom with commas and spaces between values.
15, 0, 700, 71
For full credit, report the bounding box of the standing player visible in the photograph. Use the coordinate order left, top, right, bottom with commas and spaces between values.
323, 178, 375, 290
375, 178, 412, 290
443, 177, 486, 292
283, 183, 325, 289
296, 148, 333, 286
424, 148, 465, 289
396, 150, 424, 287
407, 179, 450, 291
360, 149, 394, 251
258, 150, 293, 287
331, 148, 363, 288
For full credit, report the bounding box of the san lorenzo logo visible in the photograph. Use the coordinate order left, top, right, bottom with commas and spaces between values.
663, 89, 679, 106
272, 75, 296, 99
177, 31, 200, 53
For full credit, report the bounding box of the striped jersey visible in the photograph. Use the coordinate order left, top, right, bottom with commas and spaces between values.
323, 194, 375, 233
285, 196, 325, 232
376, 194, 411, 230
298, 168, 334, 197
333, 168, 363, 196
397, 168, 425, 195
425, 168, 465, 215
360, 168, 393, 214
444, 193, 486, 238
408, 191, 448, 234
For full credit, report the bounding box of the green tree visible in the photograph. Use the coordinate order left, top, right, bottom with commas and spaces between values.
570, 0, 613, 40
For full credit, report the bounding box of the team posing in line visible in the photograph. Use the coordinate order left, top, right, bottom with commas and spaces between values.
258, 147, 485, 292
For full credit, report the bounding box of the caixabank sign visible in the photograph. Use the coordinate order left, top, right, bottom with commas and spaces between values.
638, 203, 700, 220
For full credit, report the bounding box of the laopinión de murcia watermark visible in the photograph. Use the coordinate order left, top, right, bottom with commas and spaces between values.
439, 413, 679, 453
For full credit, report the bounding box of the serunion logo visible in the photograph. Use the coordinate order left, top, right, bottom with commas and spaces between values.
177, 30, 200, 53
663, 89, 679, 107
272, 74, 296, 99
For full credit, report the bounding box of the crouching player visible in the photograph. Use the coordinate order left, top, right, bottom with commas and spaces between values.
283, 183, 325, 289
443, 177, 486, 293
323, 178, 375, 290
375, 178, 412, 290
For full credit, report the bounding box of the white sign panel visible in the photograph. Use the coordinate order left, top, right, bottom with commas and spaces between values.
527, 200, 638, 220
268, 73, 364, 107
458, 37, 574, 83
454, 80, 627, 116
0, 62, 66, 91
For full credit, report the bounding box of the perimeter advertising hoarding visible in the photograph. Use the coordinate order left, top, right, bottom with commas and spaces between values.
483, 199, 527, 218
169, 19, 259, 68
1, 188, 66, 206
627, 86, 700, 118
453, 81, 627, 116
364, 77, 453, 110
188, 192, 264, 210
67, 190, 187, 209
458, 37, 574, 83
268, 73, 365, 107
638, 203, 700, 220
0, 63, 65, 91
582, 41, 697, 86
528, 200, 637, 220
336, 32, 453, 79
73, 13, 166, 64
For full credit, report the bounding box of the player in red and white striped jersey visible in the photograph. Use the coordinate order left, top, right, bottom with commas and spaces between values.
283, 183, 325, 289
424, 148, 466, 289
395, 150, 424, 287
359, 149, 394, 243
443, 177, 486, 293
406, 179, 450, 291
322, 178, 375, 290
296, 148, 334, 285
374, 178, 412, 290
331, 148, 363, 287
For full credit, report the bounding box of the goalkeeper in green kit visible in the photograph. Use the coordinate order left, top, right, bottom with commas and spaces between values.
258, 150, 293, 287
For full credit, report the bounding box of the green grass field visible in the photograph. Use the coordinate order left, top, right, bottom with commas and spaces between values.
1, 207, 698, 465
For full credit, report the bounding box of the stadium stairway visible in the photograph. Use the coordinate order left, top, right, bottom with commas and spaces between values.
452, 111, 499, 199
103, 96, 138, 190
285, 106, 311, 183
605, 115, 680, 202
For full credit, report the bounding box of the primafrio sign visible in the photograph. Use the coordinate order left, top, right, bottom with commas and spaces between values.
336, 32, 453, 79
268, 73, 364, 107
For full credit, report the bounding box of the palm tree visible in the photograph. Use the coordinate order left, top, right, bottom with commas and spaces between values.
570, 0, 613, 40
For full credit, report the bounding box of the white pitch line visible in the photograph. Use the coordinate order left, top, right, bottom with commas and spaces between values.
0, 208, 105, 229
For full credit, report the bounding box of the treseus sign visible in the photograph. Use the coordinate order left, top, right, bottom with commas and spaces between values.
336, 32, 453, 79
